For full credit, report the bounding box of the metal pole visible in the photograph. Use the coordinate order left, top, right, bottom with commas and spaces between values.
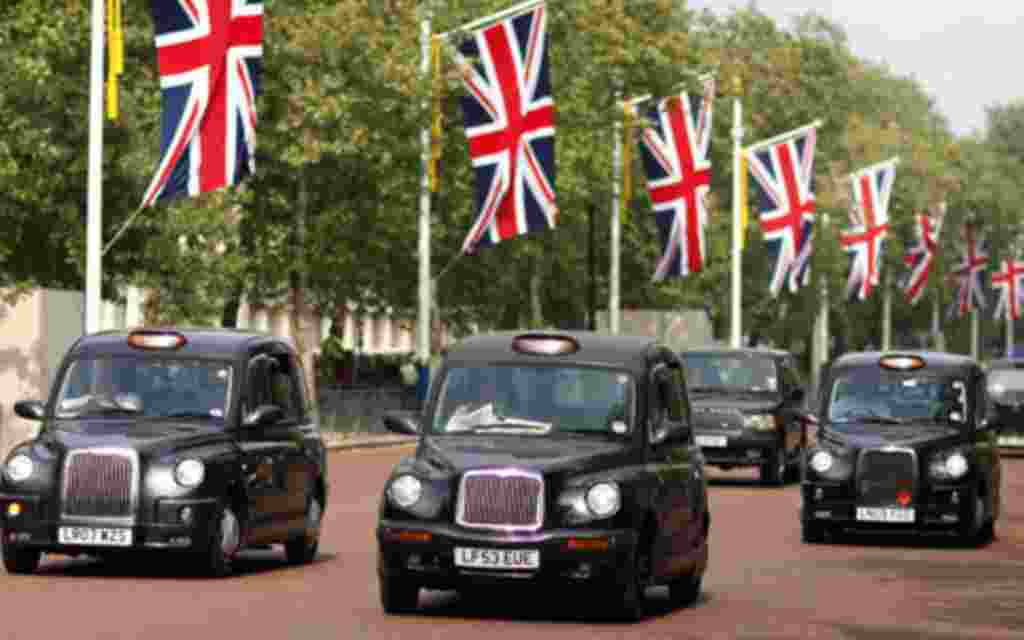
1008, 309, 1014, 358
417, 10, 432, 364
85, 0, 105, 335
730, 96, 743, 347
882, 272, 892, 351
932, 292, 944, 351
609, 91, 621, 335
971, 308, 979, 359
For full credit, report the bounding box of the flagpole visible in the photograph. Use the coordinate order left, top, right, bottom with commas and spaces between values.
1008, 303, 1014, 358
744, 120, 823, 154
439, 0, 544, 40
417, 8, 432, 366
812, 214, 830, 392
609, 89, 622, 335
971, 308, 979, 359
85, 0, 106, 335
730, 90, 743, 348
882, 272, 892, 351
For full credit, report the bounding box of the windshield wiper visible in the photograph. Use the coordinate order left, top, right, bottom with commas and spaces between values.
832, 415, 906, 425
163, 410, 219, 420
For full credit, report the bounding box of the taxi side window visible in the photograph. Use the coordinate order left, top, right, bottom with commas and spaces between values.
651, 364, 686, 423
245, 352, 302, 422
974, 374, 987, 424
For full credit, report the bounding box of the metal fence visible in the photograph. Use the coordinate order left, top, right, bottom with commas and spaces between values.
317, 386, 420, 434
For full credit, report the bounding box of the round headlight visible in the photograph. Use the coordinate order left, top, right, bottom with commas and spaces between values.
585, 482, 621, 519
809, 450, 834, 474
4, 454, 34, 483
944, 452, 969, 479
174, 459, 205, 488
388, 474, 422, 509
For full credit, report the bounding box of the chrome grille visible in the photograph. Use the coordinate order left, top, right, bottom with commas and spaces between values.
856, 448, 917, 506
62, 449, 138, 521
456, 469, 544, 532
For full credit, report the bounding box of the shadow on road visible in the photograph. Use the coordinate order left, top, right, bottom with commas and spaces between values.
816, 530, 989, 551
410, 584, 712, 625
34, 550, 339, 579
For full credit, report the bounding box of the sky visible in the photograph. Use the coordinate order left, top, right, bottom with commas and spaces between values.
685, 1, 1024, 137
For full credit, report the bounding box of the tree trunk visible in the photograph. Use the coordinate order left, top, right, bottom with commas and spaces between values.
588, 201, 596, 330
290, 173, 318, 411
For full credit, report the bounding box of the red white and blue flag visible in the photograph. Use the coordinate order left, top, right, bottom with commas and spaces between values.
455, 4, 557, 254
901, 205, 944, 305
840, 159, 897, 301
746, 124, 819, 296
142, 0, 264, 208
992, 258, 1024, 322
638, 78, 715, 281
949, 224, 989, 318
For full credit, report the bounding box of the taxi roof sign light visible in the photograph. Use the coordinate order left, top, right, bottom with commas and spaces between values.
512, 334, 579, 356
879, 354, 925, 371
127, 331, 187, 350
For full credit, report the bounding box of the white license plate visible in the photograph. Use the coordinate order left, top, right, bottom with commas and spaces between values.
57, 526, 133, 547
454, 547, 540, 570
696, 435, 728, 448
998, 435, 1024, 447
855, 507, 915, 523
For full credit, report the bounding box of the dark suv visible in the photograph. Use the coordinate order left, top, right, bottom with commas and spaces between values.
985, 359, 1024, 451
802, 351, 1002, 545
376, 332, 710, 622
680, 348, 809, 485
0, 329, 327, 576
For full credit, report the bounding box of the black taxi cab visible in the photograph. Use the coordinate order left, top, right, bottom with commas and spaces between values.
680, 348, 809, 485
985, 358, 1024, 451
801, 351, 1002, 545
376, 332, 710, 622
0, 329, 327, 576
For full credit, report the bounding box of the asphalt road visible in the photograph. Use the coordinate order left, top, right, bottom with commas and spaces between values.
2, 447, 1023, 640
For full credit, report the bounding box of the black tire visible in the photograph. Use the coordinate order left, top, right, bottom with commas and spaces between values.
2, 542, 41, 575
960, 493, 990, 547
668, 571, 702, 608
801, 521, 828, 544
285, 496, 322, 566
201, 503, 241, 577
604, 547, 649, 622
760, 447, 787, 486
379, 574, 420, 614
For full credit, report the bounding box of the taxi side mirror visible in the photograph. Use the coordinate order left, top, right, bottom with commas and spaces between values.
383, 410, 420, 436
243, 404, 285, 427
14, 400, 45, 421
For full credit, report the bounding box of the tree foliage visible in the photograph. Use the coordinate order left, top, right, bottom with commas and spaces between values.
2, 0, 1023, 361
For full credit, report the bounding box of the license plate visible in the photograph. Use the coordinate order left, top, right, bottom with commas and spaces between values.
998, 435, 1024, 447
696, 435, 728, 448
57, 526, 133, 547
855, 507, 915, 523
454, 547, 540, 570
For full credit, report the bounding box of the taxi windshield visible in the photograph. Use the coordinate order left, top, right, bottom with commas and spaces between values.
55, 357, 233, 422
826, 371, 967, 426
681, 353, 779, 393
431, 365, 634, 436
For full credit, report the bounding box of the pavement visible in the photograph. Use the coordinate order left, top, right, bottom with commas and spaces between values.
322, 431, 417, 451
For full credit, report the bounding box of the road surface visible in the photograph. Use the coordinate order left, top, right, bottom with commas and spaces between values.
2, 447, 1022, 640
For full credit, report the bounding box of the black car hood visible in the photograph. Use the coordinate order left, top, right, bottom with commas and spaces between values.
417, 435, 631, 475
41, 419, 231, 458
820, 422, 962, 450
690, 397, 781, 413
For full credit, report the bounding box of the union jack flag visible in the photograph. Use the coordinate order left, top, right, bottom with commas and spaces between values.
638, 78, 715, 281
142, 0, 264, 208
746, 126, 819, 296
840, 159, 896, 301
455, 5, 557, 254
949, 224, 989, 319
992, 258, 1024, 322
901, 205, 944, 305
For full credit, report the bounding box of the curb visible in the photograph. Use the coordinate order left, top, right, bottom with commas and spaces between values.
325, 436, 417, 452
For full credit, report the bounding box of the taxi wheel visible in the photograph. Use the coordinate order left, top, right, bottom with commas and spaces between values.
285, 496, 322, 566
960, 494, 992, 547
2, 543, 41, 575
203, 504, 241, 577
668, 571, 702, 608
607, 548, 649, 622
760, 448, 786, 486
379, 574, 420, 614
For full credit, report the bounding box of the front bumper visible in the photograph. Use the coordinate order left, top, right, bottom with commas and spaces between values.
377, 519, 638, 589
695, 430, 779, 467
800, 481, 975, 531
0, 493, 220, 553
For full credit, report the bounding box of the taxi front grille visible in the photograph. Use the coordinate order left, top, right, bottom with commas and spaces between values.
856, 449, 917, 506
62, 450, 137, 520
456, 470, 544, 532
